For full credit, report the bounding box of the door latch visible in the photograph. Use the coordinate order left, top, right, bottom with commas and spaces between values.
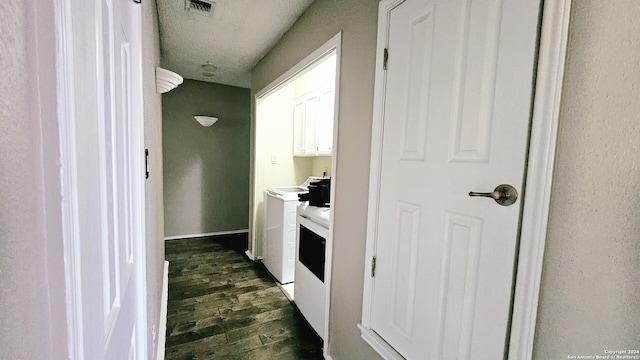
469, 184, 518, 206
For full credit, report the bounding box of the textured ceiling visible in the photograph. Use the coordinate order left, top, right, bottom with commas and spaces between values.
156, 0, 314, 88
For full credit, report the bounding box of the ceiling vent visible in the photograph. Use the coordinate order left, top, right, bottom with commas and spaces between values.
186, 0, 216, 17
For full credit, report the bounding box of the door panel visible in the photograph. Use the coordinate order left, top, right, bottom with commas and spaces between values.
93, 0, 144, 358
437, 211, 483, 359
106, 0, 139, 358
371, 0, 540, 358
448, 0, 504, 163
398, 6, 433, 161
388, 202, 421, 339
100, 0, 121, 339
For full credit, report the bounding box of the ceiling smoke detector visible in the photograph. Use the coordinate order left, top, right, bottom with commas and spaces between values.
201, 62, 217, 72
201, 61, 217, 77
185, 0, 216, 17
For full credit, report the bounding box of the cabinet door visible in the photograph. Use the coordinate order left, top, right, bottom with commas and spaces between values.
293, 89, 335, 157
293, 96, 319, 156
316, 90, 334, 155
304, 96, 318, 154
293, 101, 306, 155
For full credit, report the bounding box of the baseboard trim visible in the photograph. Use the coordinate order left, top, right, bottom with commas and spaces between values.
156, 261, 169, 360
244, 249, 263, 261
164, 229, 249, 241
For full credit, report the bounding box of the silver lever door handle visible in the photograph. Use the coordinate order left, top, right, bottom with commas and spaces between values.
469, 184, 518, 206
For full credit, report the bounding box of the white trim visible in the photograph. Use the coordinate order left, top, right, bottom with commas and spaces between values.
508, 0, 571, 359
359, 0, 571, 359
55, 0, 84, 358
129, 2, 149, 359
254, 33, 342, 99
252, 32, 342, 360
156, 261, 169, 360
322, 33, 341, 360
164, 229, 249, 241
358, 325, 403, 360
360, 0, 400, 331
244, 249, 259, 260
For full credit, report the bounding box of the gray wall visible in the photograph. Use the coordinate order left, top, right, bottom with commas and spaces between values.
533, 1, 640, 357
0, 0, 68, 359
251, 0, 381, 358
142, 0, 166, 356
163, 80, 250, 237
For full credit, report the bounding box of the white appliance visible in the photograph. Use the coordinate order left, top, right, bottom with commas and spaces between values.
295, 202, 330, 339
263, 186, 306, 284
262, 177, 322, 284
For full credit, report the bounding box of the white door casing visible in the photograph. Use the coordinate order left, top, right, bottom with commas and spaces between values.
361, 0, 541, 359
56, 0, 147, 358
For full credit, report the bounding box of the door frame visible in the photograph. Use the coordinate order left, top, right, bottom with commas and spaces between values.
249, 32, 342, 358
54, 0, 149, 358
249, 33, 342, 261
359, 0, 572, 359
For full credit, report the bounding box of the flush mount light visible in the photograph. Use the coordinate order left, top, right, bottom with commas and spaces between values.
194, 116, 218, 127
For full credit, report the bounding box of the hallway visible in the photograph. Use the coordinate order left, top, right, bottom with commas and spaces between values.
165, 236, 323, 359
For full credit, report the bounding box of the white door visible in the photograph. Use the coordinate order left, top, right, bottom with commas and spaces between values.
79, 0, 146, 358
370, 0, 540, 359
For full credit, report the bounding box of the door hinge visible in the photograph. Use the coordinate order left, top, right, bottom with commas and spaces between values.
383, 48, 389, 70
371, 256, 377, 277
133, 0, 141, 3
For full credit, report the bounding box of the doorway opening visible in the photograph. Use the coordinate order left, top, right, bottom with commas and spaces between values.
249, 33, 341, 346
252, 48, 337, 258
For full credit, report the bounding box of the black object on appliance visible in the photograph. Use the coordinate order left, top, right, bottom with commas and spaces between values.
307, 178, 331, 207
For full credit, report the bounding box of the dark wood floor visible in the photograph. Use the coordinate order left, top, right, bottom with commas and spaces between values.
165, 235, 324, 360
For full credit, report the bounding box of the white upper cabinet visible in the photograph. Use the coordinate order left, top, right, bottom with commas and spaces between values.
293, 88, 335, 156
316, 90, 335, 155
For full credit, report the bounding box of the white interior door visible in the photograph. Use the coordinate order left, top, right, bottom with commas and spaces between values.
370, 0, 540, 358
82, 0, 146, 358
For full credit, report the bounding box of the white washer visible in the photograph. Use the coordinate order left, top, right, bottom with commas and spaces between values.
262, 186, 307, 284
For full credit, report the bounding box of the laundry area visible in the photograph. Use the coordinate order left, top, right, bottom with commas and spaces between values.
251, 48, 338, 340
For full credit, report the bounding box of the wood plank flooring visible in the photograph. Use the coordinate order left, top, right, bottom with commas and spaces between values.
165, 235, 323, 360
